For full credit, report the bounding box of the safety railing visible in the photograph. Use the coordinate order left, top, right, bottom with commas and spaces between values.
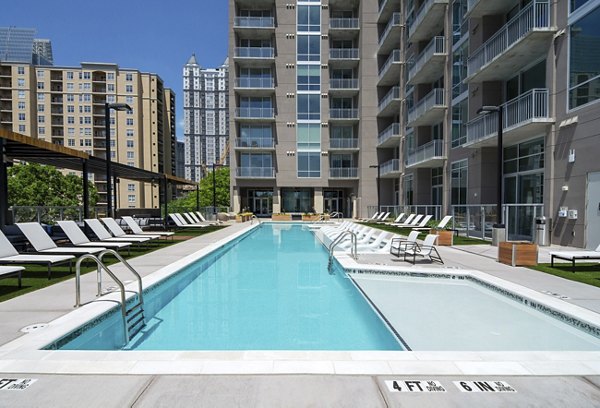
328, 230, 357, 272
329, 48, 359, 59
330, 18, 359, 29
406, 139, 444, 167
329, 138, 359, 149
379, 12, 402, 45
380, 159, 400, 176
378, 49, 402, 77
329, 167, 358, 178
407, 36, 446, 82
407, 88, 445, 124
378, 86, 401, 112
378, 122, 401, 145
329, 78, 359, 89
233, 16, 275, 29
234, 47, 275, 59
235, 78, 275, 88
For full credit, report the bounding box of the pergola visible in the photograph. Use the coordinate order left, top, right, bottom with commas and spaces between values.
0, 129, 195, 229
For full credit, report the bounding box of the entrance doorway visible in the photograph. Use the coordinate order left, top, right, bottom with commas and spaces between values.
247, 190, 273, 216
324, 190, 344, 216
586, 172, 600, 249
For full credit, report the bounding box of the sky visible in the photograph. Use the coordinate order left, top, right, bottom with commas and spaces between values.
1, 0, 229, 140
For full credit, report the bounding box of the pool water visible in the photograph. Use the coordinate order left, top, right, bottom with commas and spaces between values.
59, 223, 402, 350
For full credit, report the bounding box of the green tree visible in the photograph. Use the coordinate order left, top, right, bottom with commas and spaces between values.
167, 167, 230, 213
8, 163, 99, 207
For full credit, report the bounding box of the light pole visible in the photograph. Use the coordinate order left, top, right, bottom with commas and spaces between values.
105, 102, 132, 218
369, 164, 381, 214
477, 104, 505, 245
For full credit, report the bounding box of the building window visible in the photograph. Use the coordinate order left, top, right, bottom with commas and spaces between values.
36, 70, 45, 78
297, 35, 320, 61
126, 140, 134, 148
451, 99, 467, 147
451, 159, 468, 205
297, 94, 320, 120
67, 138, 75, 147
126, 85, 133, 93
571, 0, 593, 13
67, 116, 75, 124
107, 72, 115, 80
18, 101, 26, 110
297, 4, 321, 32
297, 65, 320, 91
569, 4, 600, 109
127, 151, 135, 159
107, 84, 115, 92
67, 105, 75, 113
126, 118, 134, 126
83, 72, 91, 80
17, 78, 25, 87
18, 125, 26, 132
18, 91, 25, 99
18, 113, 25, 121
126, 129, 134, 137
297, 152, 320, 178
297, 123, 320, 150
66, 72, 74, 79
17, 66, 25, 75
127, 183, 135, 192
126, 96, 134, 104
126, 73, 133, 81
404, 174, 414, 206
38, 127, 45, 135
128, 195, 136, 203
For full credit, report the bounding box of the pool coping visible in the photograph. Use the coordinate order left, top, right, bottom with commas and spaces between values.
1, 222, 600, 376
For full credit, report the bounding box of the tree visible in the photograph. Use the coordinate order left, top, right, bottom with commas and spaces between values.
8, 163, 99, 207
167, 167, 230, 213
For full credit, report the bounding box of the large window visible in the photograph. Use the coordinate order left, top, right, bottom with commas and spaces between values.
569, 4, 600, 109
298, 152, 320, 177
451, 99, 467, 147
297, 65, 320, 91
297, 35, 320, 61
451, 160, 468, 205
297, 5, 320, 32
282, 188, 313, 213
297, 123, 320, 150
240, 153, 272, 169
297, 94, 320, 120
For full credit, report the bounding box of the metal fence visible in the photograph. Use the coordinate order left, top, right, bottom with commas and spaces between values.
9, 206, 107, 224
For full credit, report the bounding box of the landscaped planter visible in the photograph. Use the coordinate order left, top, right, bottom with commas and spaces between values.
302, 214, 321, 222
236, 213, 252, 222
498, 241, 538, 266
271, 214, 292, 221
431, 229, 453, 246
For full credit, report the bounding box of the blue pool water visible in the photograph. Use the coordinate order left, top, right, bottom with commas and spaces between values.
58, 224, 401, 351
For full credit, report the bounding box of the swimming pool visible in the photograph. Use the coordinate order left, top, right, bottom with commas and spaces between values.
55, 223, 401, 351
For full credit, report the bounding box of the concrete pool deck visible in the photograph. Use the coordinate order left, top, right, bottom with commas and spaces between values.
2, 220, 600, 406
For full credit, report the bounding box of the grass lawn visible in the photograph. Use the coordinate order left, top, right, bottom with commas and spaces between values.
531, 262, 600, 288
0, 225, 227, 303
362, 222, 491, 245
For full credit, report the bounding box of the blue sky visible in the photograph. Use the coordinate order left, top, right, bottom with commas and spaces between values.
1, 0, 229, 140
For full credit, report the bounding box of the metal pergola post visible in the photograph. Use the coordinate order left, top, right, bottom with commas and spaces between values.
0, 138, 8, 229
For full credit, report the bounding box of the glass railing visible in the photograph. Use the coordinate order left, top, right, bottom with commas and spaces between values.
406, 139, 444, 167
234, 47, 275, 59
329, 78, 359, 89
407, 36, 446, 82
236, 78, 275, 88
236, 167, 275, 178
330, 18, 359, 29
235, 107, 276, 119
330, 167, 358, 178
329, 48, 359, 59
378, 122, 400, 145
329, 138, 359, 149
329, 108, 359, 119
234, 16, 275, 28
380, 159, 400, 176
235, 137, 275, 149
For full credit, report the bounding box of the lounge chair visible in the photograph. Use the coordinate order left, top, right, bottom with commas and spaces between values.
16, 222, 106, 256
355, 232, 393, 252
101, 218, 161, 241
337, 227, 377, 249
392, 214, 424, 228
409, 214, 433, 230
194, 211, 221, 225
57, 220, 132, 254
121, 216, 175, 239
390, 213, 415, 227
169, 213, 208, 229
550, 243, 600, 272
403, 234, 444, 264
0, 229, 74, 279
85, 219, 152, 243
359, 212, 380, 222
384, 213, 405, 225
375, 212, 390, 222
390, 231, 420, 257
0, 266, 24, 288
412, 215, 453, 232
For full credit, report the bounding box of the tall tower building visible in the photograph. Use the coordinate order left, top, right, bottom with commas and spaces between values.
0, 61, 175, 209
183, 54, 229, 182
33, 39, 54, 66
0, 27, 53, 66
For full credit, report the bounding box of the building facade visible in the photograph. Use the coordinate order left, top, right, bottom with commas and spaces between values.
183, 54, 229, 182
0, 61, 176, 209
0, 27, 53, 66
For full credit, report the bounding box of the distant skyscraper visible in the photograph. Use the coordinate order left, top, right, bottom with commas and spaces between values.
183, 54, 229, 182
176, 140, 185, 178
0, 27, 53, 66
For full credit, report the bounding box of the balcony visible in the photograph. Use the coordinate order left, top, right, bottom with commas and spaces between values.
380, 159, 401, 178
408, 0, 448, 43
377, 122, 401, 148
378, 86, 401, 117
329, 78, 359, 96
236, 167, 275, 178
329, 138, 359, 150
329, 49, 359, 68
235, 137, 275, 150
233, 16, 275, 29
234, 77, 275, 96
378, 0, 401, 23
235, 107, 276, 121
329, 108, 359, 122
465, 89, 553, 148
466, 0, 554, 83
407, 88, 446, 127
406, 139, 445, 168
467, 0, 518, 18
233, 47, 275, 65
378, 49, 402, 86
330, 167, 358, 179
329, 18, 360, 39
407, 36, 447, 85
378, 13, 402, 55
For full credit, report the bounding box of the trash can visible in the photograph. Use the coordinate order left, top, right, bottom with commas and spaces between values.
535, 216, 549, 246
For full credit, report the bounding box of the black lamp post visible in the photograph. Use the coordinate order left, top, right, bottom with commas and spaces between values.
477, 105, 505, 242
369, 164, 381, 214
105, 102, 132, 218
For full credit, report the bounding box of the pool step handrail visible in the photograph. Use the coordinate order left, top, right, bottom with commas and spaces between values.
328, 230, 357, 272
251, 214, 260, 224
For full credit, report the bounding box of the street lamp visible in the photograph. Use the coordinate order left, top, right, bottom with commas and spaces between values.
105, 102, 132, 218
477, 104, 505, 244
369, 164, 381, 214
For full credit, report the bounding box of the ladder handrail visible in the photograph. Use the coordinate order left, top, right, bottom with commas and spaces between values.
251, 214, 260, 224
98, 249, 144, 309
328, 230, 357, 272
75, 254, 129, 342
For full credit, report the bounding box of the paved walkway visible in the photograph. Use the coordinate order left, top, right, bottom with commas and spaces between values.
1, 220, 600, 407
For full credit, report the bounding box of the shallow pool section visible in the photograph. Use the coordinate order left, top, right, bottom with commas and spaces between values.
57, 224, 401, 351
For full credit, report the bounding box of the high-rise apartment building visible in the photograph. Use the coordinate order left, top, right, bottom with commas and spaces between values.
0, 61, 176, 209
32, 39, 54, 66
183, 54, 229, 182
229, 0, 600, 248
0, 27, 53, 66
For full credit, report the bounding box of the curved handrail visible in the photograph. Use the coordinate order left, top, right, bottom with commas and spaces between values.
251, 214, 261, 225
98, 249, 144, 310
328, 230, 357, 272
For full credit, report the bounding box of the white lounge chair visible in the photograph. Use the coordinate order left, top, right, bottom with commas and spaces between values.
85, 219, 152, 243
375, 212, 390, 222
385, 213, 405, 225
195, 211, 221, 225
0, 229, 74, 279
391, 213, 415, 227
410, 214, 433, 229
394, 214, 424, 228
359, 212, 380, 222
550, 243, 600, 272
121, 216, 175, 238
101, 218, 161, 241
169, 213, 208, 229
0, 266, 24, 288
355, 231, 393, 252
16, 222, 106, 256
403, 234, 444, 264
390, 231, 420, 257
57, 221, 132, 254
412, 215, 453, 232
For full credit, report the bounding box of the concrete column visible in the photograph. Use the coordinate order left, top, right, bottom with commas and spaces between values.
314, 187, 323, 213
233, 188, 241, 213
272, 187, 281, 213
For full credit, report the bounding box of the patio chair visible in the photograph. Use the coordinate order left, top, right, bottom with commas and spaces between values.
195, 211, 221, 225
390, 213, 415, 227
0, 266, 24, 288
358, 212, 380, 222
409, 214, 433, 230
376, 212, 391, 222
85, 219, 152, 243
101, 218, 161, 241
412, 215, 453, 232
390, 231, 420, 257
403, 234, 444, 264
337, 227, 377, 249
169, 213, 208, 229
57, 220, 132, 254
550, 243, 600, 272
0, 229, 74, 280
16, 222, 106, 256
121, 216, 175, 239
384, 213, 405, 225
393, 214, 424, 228
355, 232, 393, 252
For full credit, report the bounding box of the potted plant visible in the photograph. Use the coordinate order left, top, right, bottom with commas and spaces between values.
301, 212, 319, 222
429, 220, 454, 246
272, 213, 292, 221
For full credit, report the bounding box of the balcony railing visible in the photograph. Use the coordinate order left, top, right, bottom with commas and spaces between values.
378, 86, 401, 111
378, 49, 401, 77
329, 78, 359, 89
468, 0, 551, 77
330, 18, 359, 29
329, 138, 359, 149
407, 36, 446, 82
406, 139, 444, 167
380, 159, 400, 176
330, 167, 358, 178
466, 89, 550, 145
235, 78, 274, 88
236, 167, 275, 178
408, 0, 444, 39
235, 107, 276, 119
379, 12, 402, 45
235, 137, 275, 149
407, 88, 445, 124
378, 122, 400, 145
329, 108, 359, 119
234, 16, 275, 29
329, 48, 359, 59
234, 47, 275, 59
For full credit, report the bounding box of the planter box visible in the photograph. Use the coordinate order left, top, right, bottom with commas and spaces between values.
498, 241, 538, 266
302, 215, 321, 222
431, 229, 453, 246
235, 214, 251, 222
272, 214, 292, 221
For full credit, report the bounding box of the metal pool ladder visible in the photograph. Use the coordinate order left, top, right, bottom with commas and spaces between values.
75, 249, 146, 344
328, 230, 357, 273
